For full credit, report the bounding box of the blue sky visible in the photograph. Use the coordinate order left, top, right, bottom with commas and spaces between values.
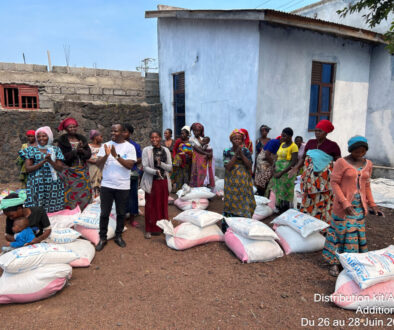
1, 0, 319, 71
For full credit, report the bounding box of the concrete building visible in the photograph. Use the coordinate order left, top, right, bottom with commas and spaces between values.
0, 63, 161, 182
146, 3, 393, 175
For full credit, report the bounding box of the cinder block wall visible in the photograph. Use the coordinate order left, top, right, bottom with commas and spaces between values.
0, 62, 159, 108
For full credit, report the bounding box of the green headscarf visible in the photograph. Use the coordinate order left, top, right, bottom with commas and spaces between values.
0, 191, 27, 210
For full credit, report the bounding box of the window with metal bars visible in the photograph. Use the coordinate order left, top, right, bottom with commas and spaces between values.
308, 62, 335, 130
173, 72, 185, 137
0, 84, 39, 110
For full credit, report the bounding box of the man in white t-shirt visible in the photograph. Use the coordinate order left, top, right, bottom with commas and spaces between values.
95, 124, 136, 251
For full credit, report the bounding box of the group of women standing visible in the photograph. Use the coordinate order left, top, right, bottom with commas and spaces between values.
17, 118, 95, 214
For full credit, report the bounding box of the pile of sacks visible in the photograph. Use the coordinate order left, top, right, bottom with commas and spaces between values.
331, 246, 394, 310
271, 209, 329, 255
0, 200, 123, 304
157, 209, 224, 250
252, 195, 274, 220
174, 184, 215, 211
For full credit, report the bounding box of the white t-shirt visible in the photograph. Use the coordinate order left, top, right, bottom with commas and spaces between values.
97, 141, 136, 190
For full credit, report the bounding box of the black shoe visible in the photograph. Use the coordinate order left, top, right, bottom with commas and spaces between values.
114, 236, 126, 248
95, 239, 107, 251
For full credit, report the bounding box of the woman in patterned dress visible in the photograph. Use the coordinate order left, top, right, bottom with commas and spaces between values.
322, 136, 382, 277
189, 123, 215, 188
272, 128, 298, 213
222, 129, 256, 229
56, 118, 92, 211
171, 127, 193, 192
289, 120, 341, 223
19, 126, 65, 213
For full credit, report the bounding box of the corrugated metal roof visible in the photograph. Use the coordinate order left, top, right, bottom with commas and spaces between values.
145, 7, 385, 44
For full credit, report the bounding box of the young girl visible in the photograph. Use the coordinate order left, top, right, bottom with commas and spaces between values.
322, 136, 383, 276
87, 130, 103, 198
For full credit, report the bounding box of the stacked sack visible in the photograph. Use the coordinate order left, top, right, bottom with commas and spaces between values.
271, 209, 329, 255
0, 243, 77, 304
331, 246, 394, 310
224, 217, 283, 263
157, 209, 224, 250
252, 195, 274, 220
72, 202, 127, 245
174, 184, 215, 211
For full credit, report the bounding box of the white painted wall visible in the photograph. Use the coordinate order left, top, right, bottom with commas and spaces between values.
296, 0, 394, 166
157, 18, 260, 166
295, 0, 393, 34
256, 23, 372, 155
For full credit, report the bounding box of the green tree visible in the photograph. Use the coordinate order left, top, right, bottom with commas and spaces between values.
337, 0, 394, 53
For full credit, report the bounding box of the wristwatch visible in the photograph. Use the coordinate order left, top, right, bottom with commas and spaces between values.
116, 154, 121, 160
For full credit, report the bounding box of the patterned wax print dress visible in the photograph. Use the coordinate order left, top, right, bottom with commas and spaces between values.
223, 147, 256, 218
19, 146, 65, 213
322, 167, 367, 265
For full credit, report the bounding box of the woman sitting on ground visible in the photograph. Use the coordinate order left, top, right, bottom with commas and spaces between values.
223, 129, 256, 225
272, 127, 298, 213
0, 191, 52, 244
141, 131, 172, 239
19, 126, 65, 213
56, 117, 92, 211
322, 136, 382, 277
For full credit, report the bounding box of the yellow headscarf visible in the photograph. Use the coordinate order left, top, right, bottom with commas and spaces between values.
229, 129, 245, 141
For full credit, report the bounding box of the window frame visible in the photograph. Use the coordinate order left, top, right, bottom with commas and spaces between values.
172, 72, 185, 138
308, 61, 336, 131
0, 84, 39, 110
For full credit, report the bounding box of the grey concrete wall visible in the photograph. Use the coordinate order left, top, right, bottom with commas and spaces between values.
0, 101, 162, 183
0, 63, 159, 109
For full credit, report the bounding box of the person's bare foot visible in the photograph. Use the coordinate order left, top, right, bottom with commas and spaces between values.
144, 232, 151, 239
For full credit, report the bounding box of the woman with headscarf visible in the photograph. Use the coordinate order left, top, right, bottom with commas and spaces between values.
87, 129, 103, 198
171, 126, 193, 192
140, 130, 172, 239
272, 128, 298, 213
56, 118, 92, 211
289, 120, 341, 223
16, 130, 37, 188
18, 127, 65, 213
189, 123, 215, 188
239, 128, 253, 154
1, 191, 52, 244
223, 129, 256, 221
322, 136, 382, 276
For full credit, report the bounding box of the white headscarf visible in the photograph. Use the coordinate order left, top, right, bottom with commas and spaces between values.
35, 126, 54, 146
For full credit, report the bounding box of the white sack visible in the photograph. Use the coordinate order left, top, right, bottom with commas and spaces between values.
0, 243, 78, 274
48, 228, 81, 244
173, 209, 223, 228
338, 245, 394, 289
275, 225, 325, 255
157, 220, 223, 250
271, 209, 329, 238
225, 217, 278, 241
0, 263, 72, 304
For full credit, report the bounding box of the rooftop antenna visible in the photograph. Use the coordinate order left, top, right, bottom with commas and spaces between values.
22, 53, 26, 64
47, 50, 52, 71
136, 58, 158, 76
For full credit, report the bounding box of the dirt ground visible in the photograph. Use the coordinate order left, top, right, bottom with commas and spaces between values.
0, 183, 393, 329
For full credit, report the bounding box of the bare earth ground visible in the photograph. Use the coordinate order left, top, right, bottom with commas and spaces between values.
0, 182, 393, 329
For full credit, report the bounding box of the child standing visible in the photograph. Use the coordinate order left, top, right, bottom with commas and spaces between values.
322, 136, 383, 276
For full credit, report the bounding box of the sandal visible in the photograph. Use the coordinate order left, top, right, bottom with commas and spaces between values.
329, 265, 339, 277
144, 232, 151, 239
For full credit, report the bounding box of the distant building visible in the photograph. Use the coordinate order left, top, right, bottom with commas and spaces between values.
147, 2, 393, 172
